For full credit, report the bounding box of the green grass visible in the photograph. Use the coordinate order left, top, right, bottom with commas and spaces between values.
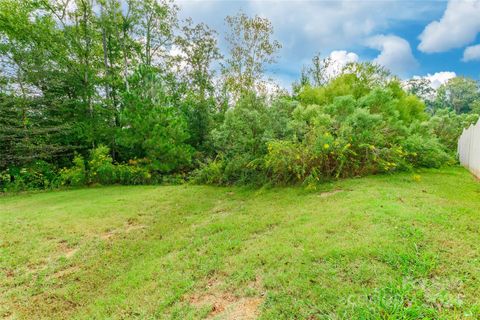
1, 166, 480, 319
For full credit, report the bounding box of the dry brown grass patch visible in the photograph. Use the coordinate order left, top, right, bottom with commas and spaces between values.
188, 276, 264, 319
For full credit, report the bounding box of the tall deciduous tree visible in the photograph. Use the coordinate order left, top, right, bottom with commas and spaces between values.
222, 13, 281, 100
435, 77, 480, 114
307, 52, 333, 87
175, 19, 222, 151
175, 18, 221, 100
134, 0, 178, 68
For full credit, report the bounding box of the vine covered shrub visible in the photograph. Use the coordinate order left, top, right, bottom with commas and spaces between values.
0, 60, 469, 192
202, 94, 294, 185
261, 86, 451, 186
264, 140, 310, 184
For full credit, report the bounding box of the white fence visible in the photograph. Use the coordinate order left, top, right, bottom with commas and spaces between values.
458, 118, 480, 178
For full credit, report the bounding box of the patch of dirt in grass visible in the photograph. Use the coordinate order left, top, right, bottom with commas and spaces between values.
318, 189, 343, 198
100, 222, 146, 240
100, 230, 115, 240
52, 265, 80, 279
211, 200, 232, 215
223, 297, 263, 320
64, 248, 78, 258
189, 291, 234, 316
26, 261, 48, 274
188, 276, 264, 319
3, 268, 15, 278
0, 310, 14, 320
29, 292, 79, 316
191, 293, 262, 319
125, 224, 146, 233
22, 242, 79, 277
58, 240, 78, 258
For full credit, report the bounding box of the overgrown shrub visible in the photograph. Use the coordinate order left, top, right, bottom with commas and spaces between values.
197, 72, 453, 186
88, 145, 116, 184
58, 154, 86, 187
264, 140, 311, 184
87, 146, 153, 185
401, 134, 452, 168
428, 109, 478, 151
1, 61, 471, 192
0, 161, 58, 192
115, 163, 151, 185
191, 158, 225, 185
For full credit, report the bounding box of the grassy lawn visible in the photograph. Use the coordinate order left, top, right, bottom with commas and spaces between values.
1, 167, 480, 319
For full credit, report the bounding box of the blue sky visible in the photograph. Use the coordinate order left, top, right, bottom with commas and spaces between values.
177, 0, 480, 89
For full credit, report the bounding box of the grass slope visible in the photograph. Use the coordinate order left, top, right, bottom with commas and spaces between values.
1, 167, 480, 319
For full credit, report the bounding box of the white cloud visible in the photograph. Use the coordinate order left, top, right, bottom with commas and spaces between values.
178, 1, 479, 84
325, 50, 359, 77
418, 0, 480, 53
177, 1, 443, 84
412, 71, 457, 89
463, 44, 480, 61
329, 50, 359, 65
366, 35, 418, 76
248, 0, 439, 51
425, 71, 457, 89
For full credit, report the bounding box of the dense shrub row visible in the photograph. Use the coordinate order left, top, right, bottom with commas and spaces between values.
192, 73, 471, 186
1, 66, 477, 192
2, 0, 479, 192
0, 146, 153, 192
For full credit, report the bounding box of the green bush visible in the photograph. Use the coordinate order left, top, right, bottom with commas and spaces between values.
88, 145, 116, 184
58, 154, 86, 187
0, 161, 58, 192
208, 94, 282, 185
115, 163, 151, 185
428, 109, 478, 152
401, 134, 452, 168
87, 146, 154, 185
264, 140, 310, 184
191, 158, 225, 185
200, 76, 453, 186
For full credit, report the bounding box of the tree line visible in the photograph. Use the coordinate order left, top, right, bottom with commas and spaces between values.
0, 0, 479, 191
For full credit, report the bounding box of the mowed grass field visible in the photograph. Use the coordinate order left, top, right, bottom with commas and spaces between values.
1, 167, 480, 319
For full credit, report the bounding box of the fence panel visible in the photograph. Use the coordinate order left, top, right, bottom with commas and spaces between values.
458, 119, 480, 178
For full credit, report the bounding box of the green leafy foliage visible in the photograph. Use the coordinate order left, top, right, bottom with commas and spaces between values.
119, 67, 193, 173
1, 146, 153, 191
0, 0, 478, 191
428, 109, 479, 151
88, 145, 117, 185
58, 155, 87, 187
88, 145, 152, 185
434, 77, 480, 113
197, 70, 452, 186
0, 161, 57, 192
